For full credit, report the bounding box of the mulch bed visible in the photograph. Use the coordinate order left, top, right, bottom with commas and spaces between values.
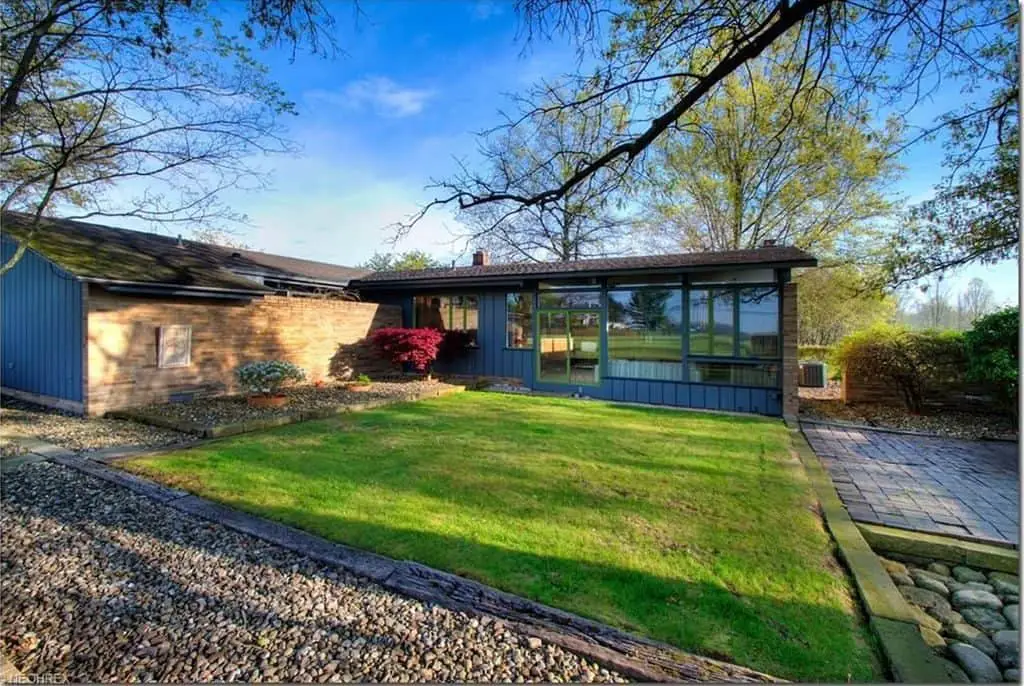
130, 380, 459, 430
800, 383, 1017, 441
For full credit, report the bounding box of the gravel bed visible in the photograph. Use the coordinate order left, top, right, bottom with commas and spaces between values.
133, 380, 458, 427
0, 397, 191, 454
0, 436, 29, 457
799, 384, 1017, 441
1, 462, 627, 683
879, 555, 1019, 683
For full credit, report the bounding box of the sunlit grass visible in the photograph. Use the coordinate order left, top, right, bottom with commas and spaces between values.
125, 392, 883, 681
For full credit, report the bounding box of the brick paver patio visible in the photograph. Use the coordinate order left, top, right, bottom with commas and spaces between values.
802, 421, 1019, 545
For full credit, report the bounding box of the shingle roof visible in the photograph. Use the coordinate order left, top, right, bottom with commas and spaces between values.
353, 246, 817, 286
1, 212, 367, 292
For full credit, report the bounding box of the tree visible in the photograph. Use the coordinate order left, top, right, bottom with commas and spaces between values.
957, 278, 995, 328
920, 276, 955, 330
190, 227, 251, 250
883, 10, 1019, 286
398, 0, 1017, 250
1, 0, 339, 274
796, 266, 895, 346
639, 41, 899, 258
455, 97, 635, 262
361, 251, 442, 272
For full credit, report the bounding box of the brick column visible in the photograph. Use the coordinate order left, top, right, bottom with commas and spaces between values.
782, 281, 799, 423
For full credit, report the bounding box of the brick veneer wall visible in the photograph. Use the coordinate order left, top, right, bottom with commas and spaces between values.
841, 371, 992, 410
86, 289, 401, 415
782, 281, 799, 421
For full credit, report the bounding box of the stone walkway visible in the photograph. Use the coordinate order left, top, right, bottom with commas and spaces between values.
802, 421, 1020, 545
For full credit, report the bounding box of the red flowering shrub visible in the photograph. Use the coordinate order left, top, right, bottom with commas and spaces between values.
370, 327, 444, 374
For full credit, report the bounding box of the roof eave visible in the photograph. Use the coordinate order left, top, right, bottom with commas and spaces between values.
84, 277, 271, 297
352, 257, 817, 290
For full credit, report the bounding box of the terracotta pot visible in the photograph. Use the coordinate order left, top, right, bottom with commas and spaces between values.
247, 394, 288, 408
345, 383, 372, 392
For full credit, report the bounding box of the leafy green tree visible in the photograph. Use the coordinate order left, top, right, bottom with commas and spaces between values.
796, 266, 895, 346
361, 251, 441, 272
640, 42, 900, 257
964, 307, 1019, 420
1, 0, 338, 273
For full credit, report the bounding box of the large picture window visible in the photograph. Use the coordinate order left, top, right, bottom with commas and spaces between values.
688, 289, 735, 356
607, 289, 683, 380
506, 293, 534, 348
738, 287, 779, 358
414, 295, 479, 343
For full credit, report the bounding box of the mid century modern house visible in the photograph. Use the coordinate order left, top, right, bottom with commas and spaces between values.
350, 247, 815, 418
1, 212, 815, 418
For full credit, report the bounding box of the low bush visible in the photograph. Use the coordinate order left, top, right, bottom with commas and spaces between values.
235, 360, 306, 396
798, 345, 833, 361
834, 325, 966, 412
437, 329, 476, 363
964, 307, 1019, 421
370, 327, 444, 375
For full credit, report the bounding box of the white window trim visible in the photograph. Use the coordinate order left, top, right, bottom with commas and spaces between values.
158, 325, 192, 369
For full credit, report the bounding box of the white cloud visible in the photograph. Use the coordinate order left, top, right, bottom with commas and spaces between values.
308, 77, 436, 118
470, 1, 505, 21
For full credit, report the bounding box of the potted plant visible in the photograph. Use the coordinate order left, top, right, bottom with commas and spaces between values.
345, 374, 373, 391
236, 360, 305, 408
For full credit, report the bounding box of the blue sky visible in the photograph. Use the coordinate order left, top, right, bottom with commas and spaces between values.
158, 2, 1021, 305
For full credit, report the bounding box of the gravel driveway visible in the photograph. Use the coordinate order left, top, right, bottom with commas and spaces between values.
1, 462, 626, 683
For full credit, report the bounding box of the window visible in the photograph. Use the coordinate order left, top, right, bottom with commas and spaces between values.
538, 290, 601, 309
414, 295, 479, 343
506, 293, 534, 348
607, 289, 683, 380
158, 325, 191, 368
738, 287, 779, 358
688, 361, 778, 387
688, 289, 735, 356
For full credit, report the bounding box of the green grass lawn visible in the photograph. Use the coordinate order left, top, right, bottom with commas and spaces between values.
124, 393, 882, 681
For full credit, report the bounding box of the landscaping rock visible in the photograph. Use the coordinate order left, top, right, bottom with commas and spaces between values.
902, 585, 954, 614
0, 463, 630, 684
913, 571, 951, 597
928, 563, 953, 577
880, 557, 909, 576
991, 573, 1020, 587
921, 626, 947, 653
1004, 668, 1020, 682
953, 589, 1004, 611
929, 606, 965, 627
961, 607, 1011, 633
1004, 605, 1019, 630
912, 606, 944, 633
954, 567, 989, 584
963, 582, 996, 593
992, 631, 1019, 656
991, 577, 1020, 597
947, 624, 998, 658
949, 643, 1003, 684
891, 571, 915, 587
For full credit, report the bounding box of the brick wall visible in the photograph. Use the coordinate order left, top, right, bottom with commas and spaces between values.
86, 289, 401, 415
841, 371, 993, 410
782, 281, 799, 421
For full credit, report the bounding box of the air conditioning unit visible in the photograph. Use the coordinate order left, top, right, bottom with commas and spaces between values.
799, 362, 827, 388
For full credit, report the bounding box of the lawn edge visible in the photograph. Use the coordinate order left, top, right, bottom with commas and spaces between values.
33, 449, 783, 684
791, 428, 956, 684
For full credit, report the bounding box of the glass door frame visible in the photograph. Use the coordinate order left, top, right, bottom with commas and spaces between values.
535, 307, 603, 387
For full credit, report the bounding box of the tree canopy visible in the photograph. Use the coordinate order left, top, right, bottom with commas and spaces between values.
361, 251, 442, 272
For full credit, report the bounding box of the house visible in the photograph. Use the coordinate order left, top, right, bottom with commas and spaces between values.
0, 212, 399, 415
350, 247, 816, 419
1, 212, 816, 419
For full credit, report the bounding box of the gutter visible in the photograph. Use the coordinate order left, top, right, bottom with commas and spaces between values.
84, 277, 270, 299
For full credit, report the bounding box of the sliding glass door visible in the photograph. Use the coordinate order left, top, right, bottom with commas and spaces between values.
537, 310, 601, 385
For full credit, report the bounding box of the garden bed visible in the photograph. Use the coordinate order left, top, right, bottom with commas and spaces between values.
113, 380, 462, 438
800, 384, 1017, 441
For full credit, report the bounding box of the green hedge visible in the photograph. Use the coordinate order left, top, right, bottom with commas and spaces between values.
798, 345, 833, 361
964, 307, 1019, 420
834, 325, 966, 412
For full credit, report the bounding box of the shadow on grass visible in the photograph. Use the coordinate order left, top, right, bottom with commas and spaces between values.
4, 477, 884, 683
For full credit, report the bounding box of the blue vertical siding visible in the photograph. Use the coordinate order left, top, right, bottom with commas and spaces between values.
366, 287, 783, 417
1, 240, 84, 402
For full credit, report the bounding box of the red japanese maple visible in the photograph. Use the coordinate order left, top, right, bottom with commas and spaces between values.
369, 327, 444, 374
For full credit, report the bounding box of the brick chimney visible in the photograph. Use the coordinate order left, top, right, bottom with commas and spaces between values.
472, 250, 490, 266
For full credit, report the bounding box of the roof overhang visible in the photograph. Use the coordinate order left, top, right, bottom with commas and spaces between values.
86, 277, 269, 300
352, 258, 817, 290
